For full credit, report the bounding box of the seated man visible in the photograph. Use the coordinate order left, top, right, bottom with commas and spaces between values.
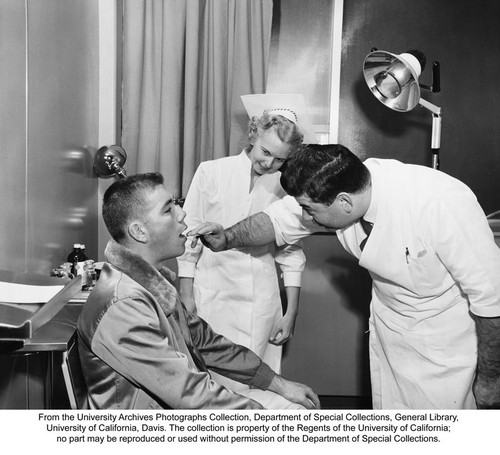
77, 172, 319, 410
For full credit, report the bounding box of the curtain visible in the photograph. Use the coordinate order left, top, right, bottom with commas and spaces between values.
121, 0, 273, 197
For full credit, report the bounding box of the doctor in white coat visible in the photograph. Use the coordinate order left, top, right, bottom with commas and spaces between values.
177, 94, 313, 387
189, 144, 500, 409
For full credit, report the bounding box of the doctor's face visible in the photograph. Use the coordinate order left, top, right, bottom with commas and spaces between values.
295, 193, 353, 230
247, 127, 292, 175
142, 185, 187, 261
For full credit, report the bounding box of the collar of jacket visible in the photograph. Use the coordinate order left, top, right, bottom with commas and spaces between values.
104, 239, 178, 316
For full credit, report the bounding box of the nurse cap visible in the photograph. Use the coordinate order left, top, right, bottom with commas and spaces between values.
240, 93, 316, 143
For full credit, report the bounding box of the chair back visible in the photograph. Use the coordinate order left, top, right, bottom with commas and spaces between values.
61, 331, 89, 409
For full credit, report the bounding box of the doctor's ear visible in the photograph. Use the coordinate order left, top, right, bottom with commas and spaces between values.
337, 193, 354, 213
128, 221, 148, 243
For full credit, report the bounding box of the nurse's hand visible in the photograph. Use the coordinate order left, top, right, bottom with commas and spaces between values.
268, 374, 320, 410
187, 222, 228, 251
269, 316, 296, 346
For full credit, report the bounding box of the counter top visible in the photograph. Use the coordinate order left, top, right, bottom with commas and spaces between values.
19, 303, 84, 352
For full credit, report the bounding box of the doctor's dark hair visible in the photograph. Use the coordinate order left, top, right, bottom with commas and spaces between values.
280, 144, 370, 205
102, 172, 164, 242
246, 112, 303, 152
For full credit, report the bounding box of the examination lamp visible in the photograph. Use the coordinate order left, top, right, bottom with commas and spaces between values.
94, 145, 127, 179
363, 49, 442, 169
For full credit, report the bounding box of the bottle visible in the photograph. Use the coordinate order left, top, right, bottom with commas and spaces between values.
62, 262, 74, 279
77, 245, 88, 277
67, 244, 87, 277
67, 244, 80, 276
82, 260, 97, 291
62, 262, 72, 272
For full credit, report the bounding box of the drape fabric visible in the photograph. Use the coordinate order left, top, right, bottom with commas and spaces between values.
121, 0, 273, 197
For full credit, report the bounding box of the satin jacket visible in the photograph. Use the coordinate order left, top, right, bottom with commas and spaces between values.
77, 240, 275, 409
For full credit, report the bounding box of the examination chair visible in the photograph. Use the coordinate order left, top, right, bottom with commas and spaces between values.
61, 331, 89, 409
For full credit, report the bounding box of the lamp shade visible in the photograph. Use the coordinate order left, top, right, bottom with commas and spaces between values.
94, 145, 127, 178
363, 50, 425, 112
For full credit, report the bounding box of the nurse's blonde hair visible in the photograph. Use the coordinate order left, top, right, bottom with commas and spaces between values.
246, 111, 303, 152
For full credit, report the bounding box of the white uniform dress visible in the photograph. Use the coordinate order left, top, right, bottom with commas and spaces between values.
177, 151, 305, 377
264, 158, 500, 409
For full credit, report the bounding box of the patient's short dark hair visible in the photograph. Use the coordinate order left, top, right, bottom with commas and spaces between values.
103, 172, 164, 242
280, 144, 370, 204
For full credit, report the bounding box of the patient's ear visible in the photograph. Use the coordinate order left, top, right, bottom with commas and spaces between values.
128, 221, 148, 243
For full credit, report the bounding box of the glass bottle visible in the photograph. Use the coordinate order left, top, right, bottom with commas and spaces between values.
67, 243, 87, 277
79, 245, 89, 279
82, 260, 97, 291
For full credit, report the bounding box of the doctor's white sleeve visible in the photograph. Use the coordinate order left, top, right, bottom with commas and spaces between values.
429, 186, 500, 317
176, 165, 208, 278
263, 195, 317, 247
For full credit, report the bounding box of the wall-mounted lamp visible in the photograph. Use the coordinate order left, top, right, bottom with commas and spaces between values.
363, 49, 442, 169
93, 146, 185, 206
94, 145, 127, 179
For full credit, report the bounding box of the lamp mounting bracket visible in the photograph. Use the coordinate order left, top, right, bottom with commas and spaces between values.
419, 61, 440, 93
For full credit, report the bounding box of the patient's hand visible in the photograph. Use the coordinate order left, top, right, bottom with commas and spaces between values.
268, 374, 320, 410
187, 222, 228, 252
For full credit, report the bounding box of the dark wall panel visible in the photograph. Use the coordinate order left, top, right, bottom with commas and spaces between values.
340, 0, 500, 215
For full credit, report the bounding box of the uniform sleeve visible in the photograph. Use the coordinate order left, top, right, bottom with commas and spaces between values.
177, 164, 209, 277
263, 195, 321, 246
428, 186, 500, 317
184, 308, 275, 389
274, 241, 306, 287
91, 296, 264, 409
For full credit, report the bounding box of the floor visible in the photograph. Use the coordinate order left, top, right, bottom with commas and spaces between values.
319, 395, 372, 410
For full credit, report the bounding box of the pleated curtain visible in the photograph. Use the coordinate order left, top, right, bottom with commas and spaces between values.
121, 0, 273, 197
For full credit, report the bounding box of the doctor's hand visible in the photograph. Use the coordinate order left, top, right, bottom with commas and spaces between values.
187, 222, 228, 252
268, 374, 320, 410
472, 314, 500, 409
473, 373, 500, 409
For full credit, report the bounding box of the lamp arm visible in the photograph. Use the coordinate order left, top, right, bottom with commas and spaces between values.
419, 98, 442, 170
430, 112, 442, 150
418, 98, 441, 116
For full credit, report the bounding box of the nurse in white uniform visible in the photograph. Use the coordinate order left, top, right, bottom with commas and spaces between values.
189, 144, 500, 409
177, 94, 313, 385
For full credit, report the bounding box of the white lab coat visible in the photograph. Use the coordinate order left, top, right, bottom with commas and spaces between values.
177, 151, 305, 374
264, 158, 500, 409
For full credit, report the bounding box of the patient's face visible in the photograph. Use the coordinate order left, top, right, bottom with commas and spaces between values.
247, 127, 291, 175
143, 185, 187, 261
